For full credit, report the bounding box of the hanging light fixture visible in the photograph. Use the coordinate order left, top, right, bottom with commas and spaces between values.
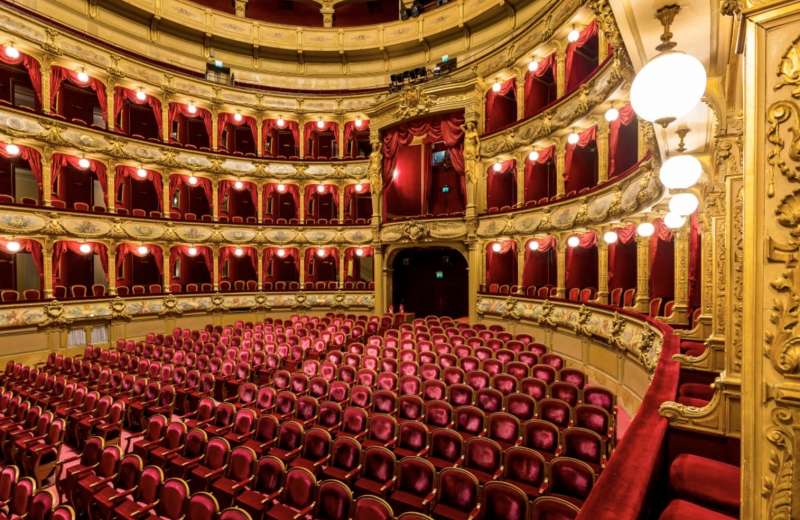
5, 143, 19, 157
567, 25, 581, 43
276, 116, 285, 127
233, 111, 243, 122
664, 211, 686, 228
528, 240, 540, 251
233, 180, 245, 191
669, 192, 699, 215
316, 184, 326, 194
187, 102, 197, 115
234, 247, 245, 257
136, 245, 149, 256
567, 236, 580, 248
491, 242, 503, 253
567, 131, 580, 145
276, 183, 286, 193
528, 59, 539, 72
604, 107, 620, 122
603, 231, 619, 244
79, 243, 92, 254
492, 80, 502, 93
5, 240, 20, 253
528, 149, 540, 162
187, 175, 199, 186
660, 154, 702, 190
276, 248, 286, 258
354, 183, 364, 193
4, 44, 19, 60
78, 157, 91, 170
136, 167, 148, 179
355, 117, 363, 128
316, 119, 325, 129
492, 161, 504, 173
317, 248, 326, 257
76, 68, 89, 83
637, 222, 655, 237
187, 246, 198, 257
630, 5, 706, 127
136, 88, 147, 101
355, 248, 364, 257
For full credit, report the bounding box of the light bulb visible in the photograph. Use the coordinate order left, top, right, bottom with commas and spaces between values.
567, 28, 581, 43
187, 247, 198, 257
631, 51, 707, 127
603, 231, 618, 244
491, 81, 502, 93
78, 158, 91, 170
355, 248, 364, 257
233, 112, 242, 122
354, 183, 363, 193
316, 119, 325, 129
276, 117, 285, 127
491, 242, 502, 253
5, 143, 19, 157
669, 192, 699, 216
4, 45, 19, 60
187, 175, 198, 186
659, 154, 703, 190
492, 162, 503, 173
76, 69, 89, 83
355, 117, 363, 128
664, 211, 686, 229
136, 167, 147, 179
136, 245, 149, 256
528, 150, 539, 162
528, 59, 539, 72
392, 168, 399, 180
567, 132, 580, 145
567, 236, 580, 248
234, 247, 244, 257
79, 243, 92, 254
136, 88, 146, 101
604, 107, 620, 122
317, 248, 326, 257
187, 102, 197, 115
276, 183, 286, 193
316, 184, 325, 194
637, 222, 656, 237
233, 180, 244, 191
276, 248, 286, 258
528, 240, 540, 251
5, 241, 20, 253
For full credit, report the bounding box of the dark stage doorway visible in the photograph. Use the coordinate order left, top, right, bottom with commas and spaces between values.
391, 247, 468, 318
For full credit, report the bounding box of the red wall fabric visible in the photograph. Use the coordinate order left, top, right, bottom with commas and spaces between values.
169, 245, 212, 285
220, 246, 257, 283
486, 160, 516, 210
263, 183, 299, 220
113, 87, 162, 136
484, 78, 517, 134
343, 183, 371, 221
649, 219, 675, 302
50, 66, 106, 118
564, 126, 598, 193
565, 231, 598, 291
565, 20, 599, 93
168, 174, 212, 215
344, 247, 373, 282
304, 184, 339, 221
303, 121, 339, 158
115, 243, 162, 283
343, 119, 369, 156
523, 53, 556, 119
485, 241, 517, 287
0, 50, 41, 106
220, 180, 257, 217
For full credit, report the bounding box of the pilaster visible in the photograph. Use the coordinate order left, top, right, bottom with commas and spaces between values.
212, 245, 220, 291
256, 247, 263, 290
107, 246, 116, 296
162, 247, 170, 293
43, 239, 53, 299
106, 162, 116, 213
555, 238, 566, 298
597, 240, 608, 304
555, 139, 566, 196
634, 234, 650, 312
597, 122, 609, 184
373, 245, 384, 312
670, 227, 690, 323
162, 174, 171, 217
41, 150, 52, 206
555, 48, 566, 99
211, 178, 219, 221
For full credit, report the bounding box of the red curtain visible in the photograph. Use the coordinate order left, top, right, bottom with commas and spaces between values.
565, 231, 598, 291
51, 153, 107, 204
523, 146, 555, 202
115, 243, 162, 280
113, 87, 162, 136
565, 20, 599, 93
263, 183, 299, 220
343, 183, 370, 220
263, 247, 299, 282
522, 236, 556, 288
484, 78, 517, 134
218, 113, 257, 148
0, 143, 42, 196
608, 224, 637, 291
220, 246, 257, 283
0, 50, 41, 106
343, 120, 369, 156
50, 66, 106, 117
523, 53, 555, 119
608, 104, 637, 177
648, 219, 675, 301
688, 214, 701, 312
486, 160, 516, 210
303, 121, 340, 157
169, 245, 212, 284
485, 241, 517, 287
220, 180, 257, 217
344, 246, 373, 281
0, 238, 42, 287
53, 240, 108, 286
305, 247, 339, 282
262, 119, 300, 156
115, 166, 162, 209
168, 103, 212, 143
564, 126, 597, 194
304, 184, 338, 220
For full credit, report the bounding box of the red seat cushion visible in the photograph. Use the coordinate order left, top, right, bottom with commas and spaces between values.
659, 499, 737, 520
669, 455, 740, 514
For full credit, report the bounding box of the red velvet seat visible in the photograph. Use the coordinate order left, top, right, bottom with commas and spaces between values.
549, 457, 596, 506
189, 437, 231, 493
431, 467, 479, 520
563, 427, 606, 473
398, 394, 424, 422
73, 445, 123, 509
311, 479, 352, 520
339, 407, 368, 440
186, 491, 220, 520
352, 495, 393, 520
267, 421, 304, 461
55, 435, 105, 502
288, 427, 332, 474
210, 446, 258, 507
487, 411, 522, 449
582, 386, 615, 413
523, 419, 561, 461
320, 436, 362, 484
265, 467, 317, 520
389, 456, 436, 515
234, 456, 285, 518
669, 454, 740, 515
453, 405, 486, 440
530, 495, 580, 520
353, 446, 396, 496
478, 481, 529, 520
88, 453, 144, 520
0, 475, 35, 520
148, 421, 188, 466
362, 414, 398, 449
167, 429, 209, 479
460, 437, 502, 483
574, 404, 613, 445
538, 398, 573, 429
223, 408, 258, 446
658, 499, 738, 520
550, 382, 580, 407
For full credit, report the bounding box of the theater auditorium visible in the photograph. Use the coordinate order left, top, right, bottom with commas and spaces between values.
0, 0, 781, 517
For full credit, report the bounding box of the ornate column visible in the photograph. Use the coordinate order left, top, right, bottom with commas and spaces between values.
235, 0, 248, 17
211, 178, 220, 221
555, 238, 566, 299
467, 241, 481, 322
320, 3, 334, 28
106, 77, 116, 130
515, 150, 527, 206
43, 239, 53, 299
476, 160, 488, 214
514, 69, 525, 122
41, 57, 52, 114
298, 185, 305, 223
338, 183, 345, 223
596, 239, 608, 304
298, 119, 306, 158
211, 108, 219, 150
106, 162, 116, 213
516, 239, 525, 291
298, 249, 305, 288
638, 120, 650, 161
634, 233, 650, 312
555, 47, 566, 99
598, 24, 608, 62
368, 137, 383, 224
597, 122, 609, 184
555, 139, 566, 196
256, 247, 263, 290
162, 174, 171, 217
256, 181, 264, 223
255, 117, 264, 156
107, 245, 116, 296
373, 245, 384, 313
41, 149, 52, 206
161, 98, 170, 142
463, 119, 480, 220
212, 246, 220, 291
337, 116, 345, 159
162, 246, 170, 293
338, 250, 345, 289
670, 227, 690, 323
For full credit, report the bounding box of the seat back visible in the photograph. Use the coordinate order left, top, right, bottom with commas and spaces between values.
436, 467, 479, 514
281, 467, 317, 510
480, 481, 529, 520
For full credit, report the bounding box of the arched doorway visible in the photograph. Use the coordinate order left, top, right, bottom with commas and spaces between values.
391, 247, 468, 318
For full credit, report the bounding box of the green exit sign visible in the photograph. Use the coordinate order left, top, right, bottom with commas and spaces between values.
435, 271, 444, 279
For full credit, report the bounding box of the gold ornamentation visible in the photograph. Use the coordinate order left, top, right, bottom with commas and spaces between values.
394, 87, 435, 120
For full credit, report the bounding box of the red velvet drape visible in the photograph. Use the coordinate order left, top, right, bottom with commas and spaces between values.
565, 20, 599, 93
0, 143, 42, 198
263, 183, 299, 220
53, 241, 107, 286
219, 246, 257, 283
486, 160, 517, 210
219, 180, 257, 217
0, 238, 42, 287
51, 153, 107, 205
564, 126, 597, 194
344, 246, 373, 282
113, 87, 162, 137
115, 243, 163, 283
50, 66, 106, 118
565, 231, 598, 291
523, 53, 555, 119
115, 166, 162, 210
305, 247, 339, 282
485, 241, 517, 287
168, 103, 212, 144
169, 245, 212, 285
0, 49, 41, 107
169, 175, 212, 215
608, 225, 637, 292
484, 78, 517, 134
648, 219, 674, 302
262, 119, 300, 157
303, 121, 339, 158
343, 119, 369, 156
263, 247, 299, 283
608, 104, 637, 177
522, 236, 556, 288
524, 146, 555, 202
343, 183, 371, 221
304, 184, 339, 221
218, 113, 257, 150
381, 112, 465, 220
